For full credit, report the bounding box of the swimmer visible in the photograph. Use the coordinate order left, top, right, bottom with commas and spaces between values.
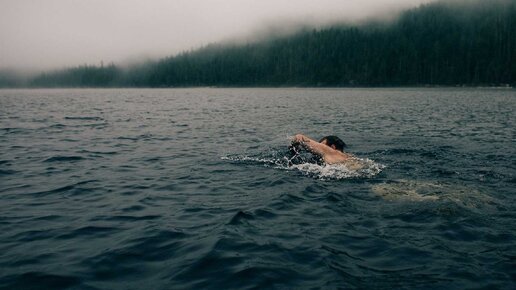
290, 134, 355, 165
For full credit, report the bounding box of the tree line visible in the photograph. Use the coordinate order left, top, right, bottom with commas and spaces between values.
10, 0, 516, 88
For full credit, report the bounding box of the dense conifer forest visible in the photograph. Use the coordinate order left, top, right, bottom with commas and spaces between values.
2, 0, 515, 88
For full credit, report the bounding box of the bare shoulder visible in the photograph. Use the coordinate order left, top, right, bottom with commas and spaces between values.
323, 151, 354, 165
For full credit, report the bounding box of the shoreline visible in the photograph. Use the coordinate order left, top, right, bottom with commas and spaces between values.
0, 85, 514, 90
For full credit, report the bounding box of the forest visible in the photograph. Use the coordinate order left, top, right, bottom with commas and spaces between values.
3, 0, 515, 88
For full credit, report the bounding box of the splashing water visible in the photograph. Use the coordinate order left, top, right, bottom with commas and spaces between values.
290, 158, 385, 179
221, 149, 385, 180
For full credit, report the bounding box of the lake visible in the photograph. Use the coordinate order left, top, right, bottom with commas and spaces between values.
1, 88, 515, 289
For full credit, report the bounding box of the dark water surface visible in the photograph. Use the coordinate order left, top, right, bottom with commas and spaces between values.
1, 88, 515, 289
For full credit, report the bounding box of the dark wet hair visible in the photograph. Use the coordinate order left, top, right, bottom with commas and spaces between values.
319, 135, 346, 152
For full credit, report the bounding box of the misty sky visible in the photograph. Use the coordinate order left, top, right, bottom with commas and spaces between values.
0, 0, 434, 71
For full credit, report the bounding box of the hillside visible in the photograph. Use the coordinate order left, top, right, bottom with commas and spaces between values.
22, 0, 516, 87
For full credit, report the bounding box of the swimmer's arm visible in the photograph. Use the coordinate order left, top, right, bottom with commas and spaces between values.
292, 134, 334, 157
292, 134, 353, 164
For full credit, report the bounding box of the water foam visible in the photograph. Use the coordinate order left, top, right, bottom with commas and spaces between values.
221, 154, 385, 180
291, 158, 384, 179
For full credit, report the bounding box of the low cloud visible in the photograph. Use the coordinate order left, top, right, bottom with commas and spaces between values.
0, 0, 434, 71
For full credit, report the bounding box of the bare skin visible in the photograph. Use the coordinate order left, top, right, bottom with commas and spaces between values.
291, 134, 354, 165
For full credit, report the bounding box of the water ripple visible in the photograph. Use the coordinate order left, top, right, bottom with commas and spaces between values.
0, 88, 514, 289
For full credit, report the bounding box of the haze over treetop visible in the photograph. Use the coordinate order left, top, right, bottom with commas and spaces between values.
0, 0, 432, 71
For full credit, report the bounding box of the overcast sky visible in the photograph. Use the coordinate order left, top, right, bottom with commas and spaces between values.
0, 0, 434, 71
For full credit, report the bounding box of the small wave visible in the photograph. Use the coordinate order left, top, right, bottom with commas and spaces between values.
1, 272, 81, 289
228, 210, 255, 225
0, 127, 32, 134
27, 180, 98, 196
95, 215, 161, 222
222, 154, 384, 180
44, 156, 85, 162
78, 149, 118, 155
64, 116, 103, 121
48, 123, 66, 128
56, 226, 120, 240
0, 169, 17, 176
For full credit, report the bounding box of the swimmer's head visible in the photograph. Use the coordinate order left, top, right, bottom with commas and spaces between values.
319, 135, 346, 152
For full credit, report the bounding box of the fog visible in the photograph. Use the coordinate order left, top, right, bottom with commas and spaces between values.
0, 0, 434, 71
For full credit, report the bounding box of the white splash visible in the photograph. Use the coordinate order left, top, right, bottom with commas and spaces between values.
221, 155, 385, 180
291, 158, 385, 179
